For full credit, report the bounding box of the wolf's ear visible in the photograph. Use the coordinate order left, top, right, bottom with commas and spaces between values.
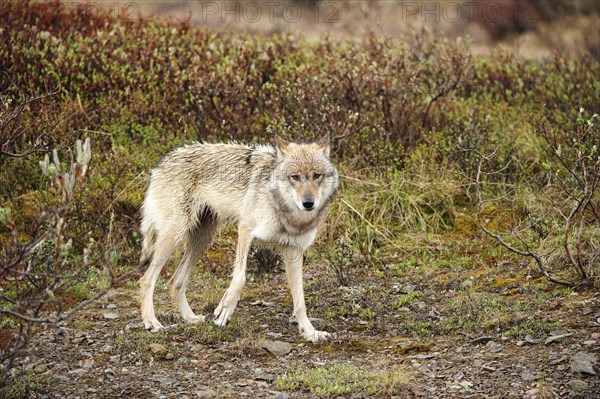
275, 135, 291, 157
317, 133, 331, 158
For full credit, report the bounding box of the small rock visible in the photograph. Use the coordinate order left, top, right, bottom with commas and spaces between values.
34, 364, 48, 374
165, 352, 175, 360
583, 340, 597, 346
486, 341, 503, 353
591, 332, 600, 340
254, 370, 275, 382
481, 364, 496, 372
149, 343, 167, 356
189, 344, 206, 352
520, 370, 537, 381
104, 368, 114, 375
461, 280, 473, 288
549, 329, 569, 336
264, 392, 290, 399
177, 356, 190, 364
550, 356, 569, 366
106, 304, 117, 309
570, 352, 597, 375
103, 313, 119, 320
125, 321, 145, 331
82, 358, 95, 369
196, 389, 217, 398
544, 333, 572, 345
55, 327, 68, 337
401, 284, 417, 293
471, 336, 494, 344
524, 335, 542, 345
567, 379, 588, 392
524, 386, 558, 399
101, 344, 113, 353
261, 340, 293, 357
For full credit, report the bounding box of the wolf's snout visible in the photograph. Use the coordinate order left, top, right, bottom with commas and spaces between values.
302, 200, 315, 210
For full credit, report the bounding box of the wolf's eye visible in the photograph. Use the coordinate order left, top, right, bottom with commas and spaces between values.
313, 173, 322, 179
290, 174, 301, 181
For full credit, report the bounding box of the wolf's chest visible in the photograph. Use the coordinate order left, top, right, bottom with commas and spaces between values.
251, 218, 318, 250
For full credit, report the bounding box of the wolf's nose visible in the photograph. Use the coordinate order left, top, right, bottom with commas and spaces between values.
302, 201, 315, 210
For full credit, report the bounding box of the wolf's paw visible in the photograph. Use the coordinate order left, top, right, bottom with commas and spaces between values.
214, 289, 239, 327
143, 318, 164, 333
213, 305, 235, 327
302, 329, 331, 343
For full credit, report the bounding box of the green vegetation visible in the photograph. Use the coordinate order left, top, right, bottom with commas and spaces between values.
275, 363, 407, 396
0, 367, 50, 399
505, 319, 564, 338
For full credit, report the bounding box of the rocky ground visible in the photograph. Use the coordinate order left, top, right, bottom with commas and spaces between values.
17, 261, 600, 398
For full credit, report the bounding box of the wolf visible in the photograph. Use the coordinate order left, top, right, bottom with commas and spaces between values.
138, 136, 339, 342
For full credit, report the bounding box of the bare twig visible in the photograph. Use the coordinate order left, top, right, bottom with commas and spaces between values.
473, 148, 574, 287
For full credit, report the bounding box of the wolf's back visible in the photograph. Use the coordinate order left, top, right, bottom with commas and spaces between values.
154, 143, 275, 186
143, 143, 276, 226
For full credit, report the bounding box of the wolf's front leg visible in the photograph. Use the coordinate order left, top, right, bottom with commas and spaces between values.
214, 225, 253, 327
281, 246, 331, 343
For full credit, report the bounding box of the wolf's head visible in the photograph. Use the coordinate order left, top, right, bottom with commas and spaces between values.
271, 135, 339, 213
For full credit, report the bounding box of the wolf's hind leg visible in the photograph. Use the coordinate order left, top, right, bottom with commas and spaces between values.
169, 222, 217, 323
214, 225, 253, 327
140, 231, 178, 332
